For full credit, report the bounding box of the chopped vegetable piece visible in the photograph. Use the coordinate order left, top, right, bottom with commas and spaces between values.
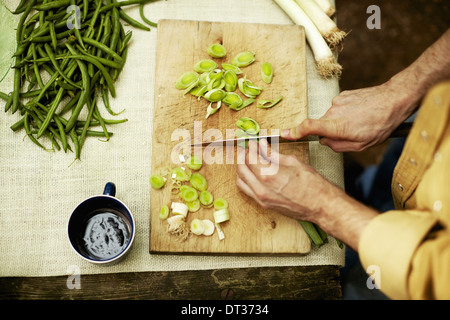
238, 78, 262, 98
190, 172, 208, 191
223, 70, 238, 92
190, 85, 208, 98
261, 62, 273, 84
215, 223, 225, 240
160, 205, 169, 220
171, 167, 192, 182
205, 101, 221, 119
214, 208, 230, 224
180, 185, 190, 193
236, 117, 260, 135
232, 51, 256, 67
175, 71, 199, 90
213, 198, 228, 210
167, 215, 189, 241
207, 43, 227, 58
181, 186, 199, 203
202, 219, 215, 236
204, 89, 226, 102
222, 92, 243, 110
190, 218, 205, 235
186, 199, 201, 212
171, 202, 189, 218
257, 96, 283, 109
193, 59, 218, 73
150, 174, 166, 189
221, 63, 243, 75
186, 155, 202, 170
199, 190, 214, 206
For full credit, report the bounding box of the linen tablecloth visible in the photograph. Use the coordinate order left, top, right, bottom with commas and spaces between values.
0, 0, 344, 277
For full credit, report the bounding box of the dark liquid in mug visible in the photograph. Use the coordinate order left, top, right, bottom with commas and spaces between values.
82, 210, 131, 260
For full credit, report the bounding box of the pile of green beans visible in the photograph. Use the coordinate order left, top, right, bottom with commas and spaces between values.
0, 0, 158, 159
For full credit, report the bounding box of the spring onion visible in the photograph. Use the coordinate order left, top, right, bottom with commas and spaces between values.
313, 0, 336, 17
221, 63, 243, 75
193, 59, 218, 73
207, 43, 227, 58
175, 71, 199, 90
232, 51, 256, 67
190, 218, 205, 235
214, 208, 230, 224
257, 96, 283, 109
159, 204, 169, 220
201, 219, 215, 236
295, 0, 346, 49
190, 172, 208, 191
171, 202, 189, 218
186, 199, 201, 212
223, 70, 238, 92
186, 155, 202, 170
274, 0, 342, 78
213, 198, 228, 210
236, 117, 260, 135
261, 62, 273, 84
181, 186, 199, 203
150, 174, 166, 189
199, 190, 214, 206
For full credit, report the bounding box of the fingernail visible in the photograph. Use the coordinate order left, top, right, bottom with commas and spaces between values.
281, 129, 290, 137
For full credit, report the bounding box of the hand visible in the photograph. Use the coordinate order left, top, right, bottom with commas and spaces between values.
281, 81, 418, 152
235, 139, 336, 223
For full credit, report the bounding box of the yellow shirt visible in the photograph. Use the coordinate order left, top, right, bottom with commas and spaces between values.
359, 80, 450, 300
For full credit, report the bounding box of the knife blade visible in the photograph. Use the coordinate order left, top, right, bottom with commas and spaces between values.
190, 122, 413, 148
190, 134, 320, 148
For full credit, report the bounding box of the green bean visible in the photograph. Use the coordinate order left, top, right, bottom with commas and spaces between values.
99, 0, 156, 13
139, 3, 158, 27
23, 112, 45, 150
33, 0, 71, 11
119, 31, 133, 54
69, 128, 80, 159
12, 68, 22, 114
114, 0, 150, 31
81, 37, 122, 62
109, 8, 121, 54
16, 0, 36, 44
37, 87, 65, 138
101, 86, 125, 116
44, 43, 83, 90
65, 58, 90, 132
12, 0, 30, 14
74, 45, 122, 69
30, 44, 45, 89
75, 129, 114, 138
78, 96, 96, 148
93, 103, 110, 141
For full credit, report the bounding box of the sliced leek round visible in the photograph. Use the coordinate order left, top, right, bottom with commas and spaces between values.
213, 198, 228, 210
257, 96, 283, 109
204, 89, 226, 102
181, 186, 199, 202
186, 199, 201, 212
205, 101, 222, 119
186, 155, 202, 170
214, 208, 230, 224
223, 70, 238, 92
199, 190, 214, 206
171, 167, 192, 182
202, 219, 215, 236
193, 59, 218, 73
221, 63, 243, 75
222, 92, 243, 110
207, 43, 227, 58
171, 202, 189, 218
261, 62, 273, 84
237, 78, 262, 98
232, 51, 256, 67
190, 172, 208, 191
150, 174, 166, 189
159, 204, 169, 220
236, 117, 260, 135
175, 71, 199, 90
190, 218, 205, 235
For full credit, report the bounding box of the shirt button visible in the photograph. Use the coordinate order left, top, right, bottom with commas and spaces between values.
421, 131, 428, 141
434, 95, 442, 106
434, 152, 442, 162
409, 158, 417, 166
433, 200, 442, 212
397, 183, 404, 191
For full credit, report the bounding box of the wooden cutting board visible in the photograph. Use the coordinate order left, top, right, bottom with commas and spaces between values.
149, 19, 310, 255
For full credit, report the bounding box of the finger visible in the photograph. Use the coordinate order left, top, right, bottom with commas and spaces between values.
258, 139, 281, 164
320, 138, 367, 153
247, 140, 259, 165
236, 176, 257, 200
281, 118, 341, 141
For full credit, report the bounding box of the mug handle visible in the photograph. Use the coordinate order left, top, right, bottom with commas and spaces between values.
103, 182, 116, 197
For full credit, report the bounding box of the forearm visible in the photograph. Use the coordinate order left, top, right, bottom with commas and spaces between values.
387, 29, 450, 117
311, 183, 378, 252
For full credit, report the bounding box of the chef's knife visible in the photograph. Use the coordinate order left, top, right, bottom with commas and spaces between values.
190, 122, 413, 148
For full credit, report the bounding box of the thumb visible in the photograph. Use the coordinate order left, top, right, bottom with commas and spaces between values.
281, 118, 340, 140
